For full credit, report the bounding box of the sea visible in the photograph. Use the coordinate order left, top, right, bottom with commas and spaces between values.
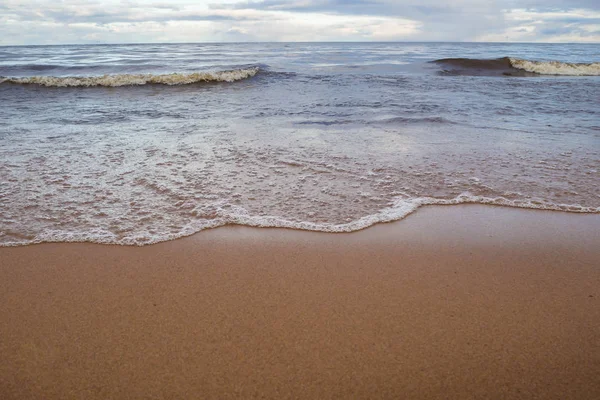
0, 42, 599, 246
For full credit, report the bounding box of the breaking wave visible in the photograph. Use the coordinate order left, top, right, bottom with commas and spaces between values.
433, 57, 600, 76
509, 58, 600, 76
0, 67, 260, 87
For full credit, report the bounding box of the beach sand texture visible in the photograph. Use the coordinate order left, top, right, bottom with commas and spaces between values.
1, 205, 599, 399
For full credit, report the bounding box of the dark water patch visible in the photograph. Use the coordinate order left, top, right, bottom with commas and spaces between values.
432, 57, 537, 77
295, 119, 358, 126
378, 116, 455, 125
294, 116, 455, 127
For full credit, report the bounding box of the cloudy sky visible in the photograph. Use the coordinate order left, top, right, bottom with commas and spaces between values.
1, 0, 599, 45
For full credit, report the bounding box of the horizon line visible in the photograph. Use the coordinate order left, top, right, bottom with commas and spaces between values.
2, 40, 599, 47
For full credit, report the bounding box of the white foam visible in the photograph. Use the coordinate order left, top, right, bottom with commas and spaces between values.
509, 58, 600, 76
1, 194, 597, 247
0, 68, 259, 87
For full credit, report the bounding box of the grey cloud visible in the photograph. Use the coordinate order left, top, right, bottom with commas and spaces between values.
210, 0, 461, 17
512, 0, 600, 10
210, 0, 509, 40
1, 0, 598, 44
544, 17, 600, 24
2, 2, 255, 25
208, 0, 599, 41
211, 0, 383, 13
47, 12, 245, 24
211, 0, 599, 13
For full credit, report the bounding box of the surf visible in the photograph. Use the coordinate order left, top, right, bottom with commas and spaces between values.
0, 67, 260, 87
432, 57, 600, 76
508, 58, 600, 76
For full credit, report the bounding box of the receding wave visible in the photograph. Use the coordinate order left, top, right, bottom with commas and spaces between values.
0, 68, 259, 87
1, 195, 597, 247
432, 57, 600, 76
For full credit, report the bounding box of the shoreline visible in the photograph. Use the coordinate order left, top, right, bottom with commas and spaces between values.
1, 204, 599, 399
2, 201, 599, 248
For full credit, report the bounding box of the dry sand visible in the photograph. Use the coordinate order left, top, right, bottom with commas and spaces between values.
1, 205, 599, 399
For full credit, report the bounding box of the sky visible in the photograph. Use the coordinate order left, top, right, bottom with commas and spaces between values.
0, 0, 599, 45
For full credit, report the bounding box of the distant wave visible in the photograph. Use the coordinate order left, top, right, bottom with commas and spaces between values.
0, 68, 259, 87
432, 57, 600, 76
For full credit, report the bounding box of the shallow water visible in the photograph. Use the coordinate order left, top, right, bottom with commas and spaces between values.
1, 42, 599, 245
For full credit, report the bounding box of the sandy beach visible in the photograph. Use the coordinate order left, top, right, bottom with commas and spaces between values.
1, 204, 599, 399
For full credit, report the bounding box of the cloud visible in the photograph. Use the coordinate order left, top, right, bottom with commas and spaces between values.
1, 1, 256, 25
476, 8, 600, 42
0, 0, 598, 45
209, 0, 600, 42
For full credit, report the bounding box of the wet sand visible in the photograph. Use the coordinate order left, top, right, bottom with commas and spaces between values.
1, 205, 599, 399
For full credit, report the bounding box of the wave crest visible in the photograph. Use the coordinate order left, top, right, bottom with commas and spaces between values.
508, 58, 600, 76
0, 68, 259, 87
433, 57, 600, 76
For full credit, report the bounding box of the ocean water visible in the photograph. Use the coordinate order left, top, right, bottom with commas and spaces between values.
0, 42, 599, 246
